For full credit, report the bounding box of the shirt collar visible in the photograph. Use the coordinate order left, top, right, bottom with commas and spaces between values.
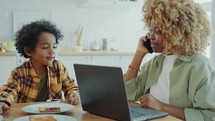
155, 53, 197, 63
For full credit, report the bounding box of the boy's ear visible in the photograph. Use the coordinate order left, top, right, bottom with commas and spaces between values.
24, 46, 32, 56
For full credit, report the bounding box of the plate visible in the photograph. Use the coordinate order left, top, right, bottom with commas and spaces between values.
22, 103, 75, 114
13, 114, 76, 121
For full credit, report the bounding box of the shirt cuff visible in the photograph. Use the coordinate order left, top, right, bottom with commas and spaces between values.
184, 108, 204, 121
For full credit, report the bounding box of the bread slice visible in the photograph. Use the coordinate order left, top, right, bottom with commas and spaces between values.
29, 116, 57, 121
38, 107, 61, 113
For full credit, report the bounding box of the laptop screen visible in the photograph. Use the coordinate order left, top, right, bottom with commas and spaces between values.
74, 64, 131, 121
74, 64, 168, 121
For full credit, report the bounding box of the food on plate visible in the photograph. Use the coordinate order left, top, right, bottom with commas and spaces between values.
47, 99, 61, 103
29, 116, 57, 121
38, 107, 61, 112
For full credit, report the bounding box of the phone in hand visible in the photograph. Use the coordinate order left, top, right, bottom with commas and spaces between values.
143, 39, 153, 53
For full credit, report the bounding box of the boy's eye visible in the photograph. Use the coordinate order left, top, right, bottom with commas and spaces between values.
53, 44, 58, 49
41, 46, 49, 49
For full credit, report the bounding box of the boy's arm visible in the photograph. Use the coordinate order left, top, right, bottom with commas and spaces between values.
0, 70, 20, 106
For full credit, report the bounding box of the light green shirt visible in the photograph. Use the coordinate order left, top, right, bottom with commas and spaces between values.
125, 53, 215, 121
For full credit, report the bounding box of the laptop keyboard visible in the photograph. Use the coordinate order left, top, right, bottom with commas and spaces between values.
129, 105, 152, 121
130, 110, 148, 117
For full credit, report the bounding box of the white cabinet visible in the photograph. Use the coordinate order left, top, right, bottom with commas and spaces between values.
74, 0, 141, 9
0, 52, 135, 87
58, 55, 133, 81
0, 56, 16, 87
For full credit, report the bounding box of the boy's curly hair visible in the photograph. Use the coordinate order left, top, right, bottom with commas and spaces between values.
142, 0, 211, 55
15, 20, 63, 58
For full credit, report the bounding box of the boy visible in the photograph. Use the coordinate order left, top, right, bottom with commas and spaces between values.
0, 20, 80, 113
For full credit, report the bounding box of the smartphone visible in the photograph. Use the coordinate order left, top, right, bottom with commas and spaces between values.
143, 39, 153, 53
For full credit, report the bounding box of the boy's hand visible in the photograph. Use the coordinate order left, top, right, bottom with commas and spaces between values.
0, 102, 10, 114
68, 91, 80, 105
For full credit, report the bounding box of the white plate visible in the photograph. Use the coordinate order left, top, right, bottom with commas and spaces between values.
22, 103, 75, 114
13, 114, 76, 121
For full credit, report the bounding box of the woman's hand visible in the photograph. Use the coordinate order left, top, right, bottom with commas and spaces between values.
139, 94, 164, 110
68, 91, 80, 105
0, 102, 10, 114
139, 94, 186, 120
136, 35, 150, 54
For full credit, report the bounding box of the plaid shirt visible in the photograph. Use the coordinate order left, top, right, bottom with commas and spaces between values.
0, 60, 78, 106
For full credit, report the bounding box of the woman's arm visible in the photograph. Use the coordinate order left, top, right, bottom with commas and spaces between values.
139, 94, 185, 120
124, 37, 148, 82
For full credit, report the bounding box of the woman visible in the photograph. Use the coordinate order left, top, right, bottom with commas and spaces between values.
124, 0, 215, 120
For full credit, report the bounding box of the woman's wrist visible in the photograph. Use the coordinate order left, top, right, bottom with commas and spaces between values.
135, 50, 147, 57
128, 65, 140, 72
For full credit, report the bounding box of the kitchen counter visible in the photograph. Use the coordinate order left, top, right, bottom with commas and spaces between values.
58, 51, 135, 56
0, 51, 16, 56
0, 51, 135, 56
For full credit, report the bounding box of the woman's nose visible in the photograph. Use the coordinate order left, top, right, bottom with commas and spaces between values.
149, 32, 155, 40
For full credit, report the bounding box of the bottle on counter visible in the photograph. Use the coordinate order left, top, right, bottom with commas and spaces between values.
102, 38, 108, 51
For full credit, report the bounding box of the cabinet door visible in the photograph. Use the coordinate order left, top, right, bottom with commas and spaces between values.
57, 56, 91, 84
0, 56, 16, 87
90, 56, 119, 67
119, 56, 133, 74
58, 56, 120, 82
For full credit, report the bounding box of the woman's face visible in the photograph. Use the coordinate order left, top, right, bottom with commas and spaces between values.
148, 19, 165, 53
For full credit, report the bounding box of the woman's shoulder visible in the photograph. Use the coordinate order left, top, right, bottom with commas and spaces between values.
189, 53, 215, 72
192, 53, 214, 65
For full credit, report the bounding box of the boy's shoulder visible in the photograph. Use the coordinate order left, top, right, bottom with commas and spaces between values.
15, 60, 32, 69
52, 59, 63, 66
51, 60, 66, 70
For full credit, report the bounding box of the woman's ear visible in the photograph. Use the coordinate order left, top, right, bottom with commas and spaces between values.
24, 46, 32, 57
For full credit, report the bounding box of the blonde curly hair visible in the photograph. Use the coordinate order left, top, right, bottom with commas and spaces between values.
142, 0, 211, 55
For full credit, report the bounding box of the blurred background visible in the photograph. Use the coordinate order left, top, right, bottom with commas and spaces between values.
0, 0, 213, 55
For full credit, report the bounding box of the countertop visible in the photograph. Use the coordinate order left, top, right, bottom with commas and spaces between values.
0, 51, 16, 56
0, 51, 134, 56
58, 51, 134, 56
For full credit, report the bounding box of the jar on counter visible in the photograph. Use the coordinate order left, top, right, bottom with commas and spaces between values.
91, 41, 100, 51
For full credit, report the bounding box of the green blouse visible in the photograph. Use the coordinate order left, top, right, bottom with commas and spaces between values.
125, 53, 215, 121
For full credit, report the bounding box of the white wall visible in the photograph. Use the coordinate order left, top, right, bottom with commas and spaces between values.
211, 0, 215, 62
0, 0, 213, 56
0, 0, 145, 51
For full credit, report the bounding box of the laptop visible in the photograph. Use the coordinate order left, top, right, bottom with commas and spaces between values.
74, 64, 168, 121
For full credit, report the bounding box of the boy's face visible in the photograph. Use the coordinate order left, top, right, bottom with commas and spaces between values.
29, 32, 57, 66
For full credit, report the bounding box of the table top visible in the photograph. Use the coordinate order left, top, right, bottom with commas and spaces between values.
2, 102, 182, 121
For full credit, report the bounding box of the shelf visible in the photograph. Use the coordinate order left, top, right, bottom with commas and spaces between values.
74, 0, 141, 9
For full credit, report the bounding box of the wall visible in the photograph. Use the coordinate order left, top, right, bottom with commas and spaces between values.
211, 0, 215, 62
0, 0, 145, 51
0, 0, 213, 57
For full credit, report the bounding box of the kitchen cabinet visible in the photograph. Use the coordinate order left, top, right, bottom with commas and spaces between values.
0, 56, 16, 87
58, 55, 133, 82
74, 0, 141, 9
0, 51, 136, 87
